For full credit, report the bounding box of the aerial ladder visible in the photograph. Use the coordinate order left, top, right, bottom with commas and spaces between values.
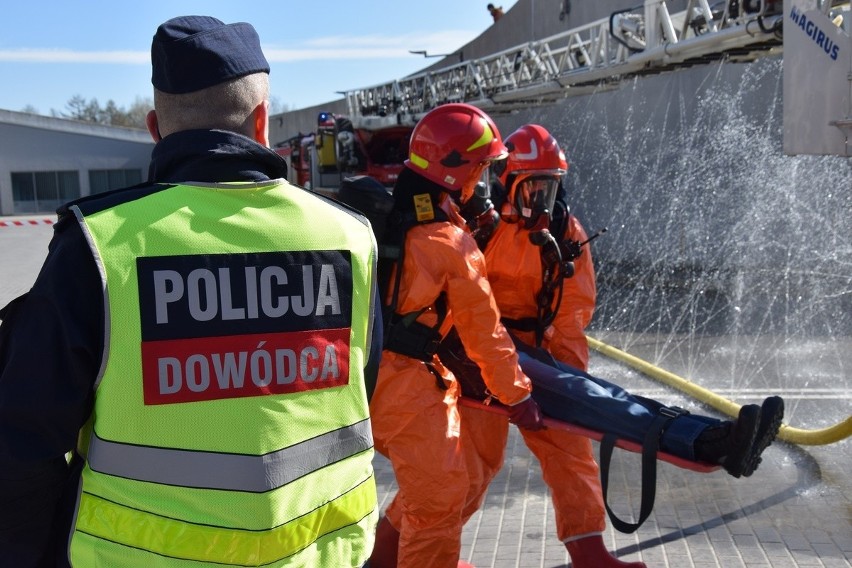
342, 0, 850, 156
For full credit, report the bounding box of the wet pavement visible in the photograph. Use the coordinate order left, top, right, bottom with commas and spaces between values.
1, 215, 849, 568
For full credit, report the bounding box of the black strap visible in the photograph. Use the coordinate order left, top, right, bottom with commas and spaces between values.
500, 316, 538, 332
384, 206, 448, 328
499, 229, 566, 347
383, 202, 450, 392
598, 407, 687, 533
534, 239, 564, 347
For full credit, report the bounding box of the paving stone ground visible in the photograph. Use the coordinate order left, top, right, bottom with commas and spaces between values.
375, 403, 850, 568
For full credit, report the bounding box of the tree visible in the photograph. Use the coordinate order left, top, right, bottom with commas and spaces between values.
53, 95, 100, 123
51, 95, 151, 129
123, 97, 153, 128
269, 96, 290, 115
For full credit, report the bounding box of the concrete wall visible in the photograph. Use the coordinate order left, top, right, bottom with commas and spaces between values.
420, 0, 689, 70
496, 55, 852, 334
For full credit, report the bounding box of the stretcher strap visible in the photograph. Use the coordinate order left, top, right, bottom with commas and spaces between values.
598, 412, 670, 534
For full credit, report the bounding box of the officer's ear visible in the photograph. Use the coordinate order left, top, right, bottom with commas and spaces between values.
146, 110, 162, 143
253, 100, 270, 147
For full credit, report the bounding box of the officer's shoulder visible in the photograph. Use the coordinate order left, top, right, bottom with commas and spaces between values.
58, 182, 171, 218
298, 186, 371, 228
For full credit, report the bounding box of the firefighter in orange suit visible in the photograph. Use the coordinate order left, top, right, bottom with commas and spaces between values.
454, 124, 647, 567
368, 105, 546, 568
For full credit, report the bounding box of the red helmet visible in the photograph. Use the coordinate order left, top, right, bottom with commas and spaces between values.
406, 103, 508, 204
499, 124, 567, 227
558, 147, 569, 172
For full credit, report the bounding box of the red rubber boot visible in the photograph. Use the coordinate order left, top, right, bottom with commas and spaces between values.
565, 535, 647, 568
368, 516, 400, 568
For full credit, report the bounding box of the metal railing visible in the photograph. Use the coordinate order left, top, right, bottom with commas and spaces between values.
344, 0, 786, 127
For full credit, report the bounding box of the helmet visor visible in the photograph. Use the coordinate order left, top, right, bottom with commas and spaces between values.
459, 160, 493, 204
515, 175, 559, 223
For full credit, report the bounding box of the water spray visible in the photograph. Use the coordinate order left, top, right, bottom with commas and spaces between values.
586, 336, 852, 446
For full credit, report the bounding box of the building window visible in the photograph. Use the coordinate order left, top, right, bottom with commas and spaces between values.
89, 169, 143, 194
11, 171, 80, 214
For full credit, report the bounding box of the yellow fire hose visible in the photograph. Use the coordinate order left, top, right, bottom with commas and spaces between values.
586, 335, 852, 446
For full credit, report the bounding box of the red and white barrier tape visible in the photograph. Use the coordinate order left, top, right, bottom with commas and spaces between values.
0, 218, 54, 228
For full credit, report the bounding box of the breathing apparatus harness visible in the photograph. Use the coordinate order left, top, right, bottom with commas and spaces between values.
380, 176, 452, 388
467, 187, 579, 348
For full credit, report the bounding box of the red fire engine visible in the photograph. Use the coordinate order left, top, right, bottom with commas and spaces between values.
274, 111, 412, 195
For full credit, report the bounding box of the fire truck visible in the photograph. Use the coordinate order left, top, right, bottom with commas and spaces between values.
274, 111, 413, 196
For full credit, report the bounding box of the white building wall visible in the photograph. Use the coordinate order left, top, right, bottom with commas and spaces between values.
0, 110, 153, 215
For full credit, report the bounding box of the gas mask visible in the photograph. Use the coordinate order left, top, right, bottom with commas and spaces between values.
512, 174, 559, 230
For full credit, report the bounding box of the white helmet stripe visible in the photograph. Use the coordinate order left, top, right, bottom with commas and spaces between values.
514, 139, 539, 161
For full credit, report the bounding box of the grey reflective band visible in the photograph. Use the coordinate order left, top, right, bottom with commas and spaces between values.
71, 205, 111, 391
86, 418, 373, 492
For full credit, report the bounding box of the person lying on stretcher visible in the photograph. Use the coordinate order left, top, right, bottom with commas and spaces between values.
440, 327, 784, 478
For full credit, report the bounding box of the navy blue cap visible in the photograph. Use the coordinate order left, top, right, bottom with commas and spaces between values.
151, 15, 270, 94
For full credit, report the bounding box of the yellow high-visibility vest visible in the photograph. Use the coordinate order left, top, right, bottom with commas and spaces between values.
68, 179, 378, 567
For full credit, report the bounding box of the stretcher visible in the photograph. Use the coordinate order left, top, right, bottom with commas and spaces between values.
457, 396, 719, 473
458, 396, 720, 532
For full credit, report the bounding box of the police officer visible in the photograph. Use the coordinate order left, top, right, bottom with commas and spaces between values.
0, 16, 381, 567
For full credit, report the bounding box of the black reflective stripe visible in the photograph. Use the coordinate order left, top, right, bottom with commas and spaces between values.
86, 418, 373, 492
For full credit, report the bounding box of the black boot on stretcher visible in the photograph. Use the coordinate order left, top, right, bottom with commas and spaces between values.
694, 396, 784, 478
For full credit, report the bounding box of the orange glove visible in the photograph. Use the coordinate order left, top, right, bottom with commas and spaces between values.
507, 396, 546, 431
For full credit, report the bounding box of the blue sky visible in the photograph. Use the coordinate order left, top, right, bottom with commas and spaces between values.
0, 1, 517, 116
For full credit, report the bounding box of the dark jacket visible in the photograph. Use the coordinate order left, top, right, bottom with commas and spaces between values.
0, 129, 383, 567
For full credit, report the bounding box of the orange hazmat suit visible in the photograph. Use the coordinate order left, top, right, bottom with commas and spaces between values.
456, 214, 607, 541
370, 194, 533, 567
